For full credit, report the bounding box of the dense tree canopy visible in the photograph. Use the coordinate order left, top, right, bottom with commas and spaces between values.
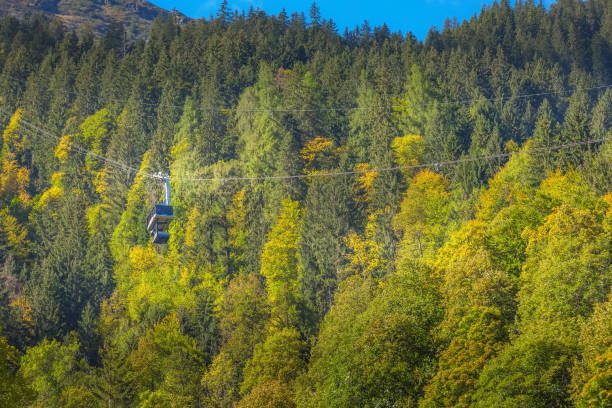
0, 1, 611, 406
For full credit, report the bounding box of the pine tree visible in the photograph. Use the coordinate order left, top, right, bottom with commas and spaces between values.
298, 175, 352, 323
27, 188, 108, 341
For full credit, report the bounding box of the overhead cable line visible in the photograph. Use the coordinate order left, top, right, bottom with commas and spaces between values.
172, 137, 611, 182
2, 106, 608, 184
4, 74, 612, 113
0, 107, 161, 179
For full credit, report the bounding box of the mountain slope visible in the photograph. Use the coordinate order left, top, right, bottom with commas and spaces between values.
0, 0, 188, 38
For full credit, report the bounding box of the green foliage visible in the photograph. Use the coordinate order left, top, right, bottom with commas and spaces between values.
420, 306, 507, 408
202, 273, 269, 406
298, 175, 352, 322
297, 275, 376, 408
483, 203, 543, 277
573, 290, 612, 402
434, 219, 517, 336
576, 345, 612, 408
237, 380, 297, 408
27, 189, 109, 339
236, 66, 293, 179
0, 328, 33, 407
130, 315, 204, 407
80, 108, 115, 173
392, 134, 425, 179
347, 78, 401, 212
394, 169, 451, 260
117, 245, 178, 325
241, 328, 306, 396
110, 151, 152, 262
518, 203, 611, 332
395, 64, 438, 136
260, 198, 303, 329
302, 262, 442, 407
341, 211, 389, 280
2, 5, 612, 407
0, 109, 31, 205
472, 335, 577, 408
19, 335, 91, 407
89, 294, 137, 407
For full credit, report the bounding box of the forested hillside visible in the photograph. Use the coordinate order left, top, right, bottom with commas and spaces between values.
0, 1, 611, 406
0, 0, 187, 39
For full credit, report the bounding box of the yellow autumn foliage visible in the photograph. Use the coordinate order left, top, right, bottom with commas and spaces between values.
260, 198, 302, 328
0, 209, 30, 259
36, 185, 63, 210
0, 109, 30, 204
85, 203, 110, 234
342, 210, 388, 279
35, 172, 64, 210
300, 137, 337, 174
538, 169, 598, 210
354, 163, 377, 203
300, 137, 333, 163
93, 168, 109, 199
2, 109, 23, 149
394, 169, 451, 261
0, 159, 30, 204
10, 295, 33, 323
128, 245, 159, 275
475, 140, 540, 221
54, 134, 74, 163
391, 134, 424, 179
123, 245, 181, 322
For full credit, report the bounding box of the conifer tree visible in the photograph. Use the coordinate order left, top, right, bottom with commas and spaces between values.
298, 175, 352, 323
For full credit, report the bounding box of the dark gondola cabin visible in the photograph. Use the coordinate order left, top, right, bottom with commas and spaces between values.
147, 174, 173, 244
147, 204, 173, 244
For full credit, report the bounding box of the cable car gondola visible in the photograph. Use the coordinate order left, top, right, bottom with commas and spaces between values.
147, 173, 173, 244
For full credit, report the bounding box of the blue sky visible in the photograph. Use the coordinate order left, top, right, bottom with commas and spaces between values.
151, 0, 556, 40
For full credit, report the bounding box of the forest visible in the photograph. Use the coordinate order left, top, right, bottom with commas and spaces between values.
0, 0, 611, 406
